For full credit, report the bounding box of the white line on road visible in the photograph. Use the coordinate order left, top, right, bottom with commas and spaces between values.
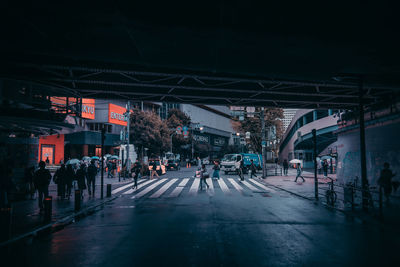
178, 178, 190, 187
228, 178, 243, 193
168, 178, 189, 198
241, 180, 262, 192
189, 178, 200, 195
217, 178, 230, 194
111, 179, 145, 194
207, 178, 214, 195
249, 179, 275, 193
149, 179, 178, 198
123, 179, 157, 195
131, 179, 167, 199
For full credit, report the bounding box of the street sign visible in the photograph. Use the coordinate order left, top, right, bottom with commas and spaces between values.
183, 126, 188, 132
183, 130, 189, 137
176, 125, 183, 134
245, 132, 250, 139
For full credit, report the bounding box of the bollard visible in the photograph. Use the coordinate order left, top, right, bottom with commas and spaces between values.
106, 184, 112, 197
43, 196, 52, 222
0, 205, 12, 242
75, 190, 81, 211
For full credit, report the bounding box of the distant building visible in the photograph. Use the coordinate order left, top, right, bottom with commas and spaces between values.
282, 109, 298, 132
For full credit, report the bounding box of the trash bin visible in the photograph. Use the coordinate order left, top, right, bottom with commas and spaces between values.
44, 196, 52, 222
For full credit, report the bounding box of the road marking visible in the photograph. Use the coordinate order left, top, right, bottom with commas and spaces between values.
123, 179, 157, 195
228, 178, 243, 193
249, 179, 275, 193
189, 178, 200, 195
131, 179, 167, 199
208, 178, 214, 195
241, 180, 262, 192
178, 178, 189, 187
149, 179, 178, 198
111, 179, 145, 194
217, 178, 230, 194
168, 178, 189, 198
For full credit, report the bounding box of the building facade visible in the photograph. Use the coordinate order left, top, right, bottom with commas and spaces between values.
281, 109, 298, 132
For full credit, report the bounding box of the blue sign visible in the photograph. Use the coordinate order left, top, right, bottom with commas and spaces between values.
261, 140, 267, 147
183, 126, 188, 131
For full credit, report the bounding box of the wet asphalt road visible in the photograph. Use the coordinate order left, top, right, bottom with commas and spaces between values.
5, 167, 400, 266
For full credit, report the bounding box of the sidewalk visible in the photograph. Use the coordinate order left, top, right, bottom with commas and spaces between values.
263, 169, 400, 225
4, 174, 133, 242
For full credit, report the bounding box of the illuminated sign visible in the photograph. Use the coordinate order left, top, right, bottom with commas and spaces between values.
82, 99, 95, 119
108, 103, 128, 126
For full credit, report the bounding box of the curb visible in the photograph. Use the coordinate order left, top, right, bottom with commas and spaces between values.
0, 195, 118, 248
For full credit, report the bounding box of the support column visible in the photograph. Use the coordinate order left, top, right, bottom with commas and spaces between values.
312, 129, 318, 200
313, 110, 317, 121
359, 78, 368, 212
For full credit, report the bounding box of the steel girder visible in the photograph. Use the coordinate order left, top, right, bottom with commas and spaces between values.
2, 62, 398, 109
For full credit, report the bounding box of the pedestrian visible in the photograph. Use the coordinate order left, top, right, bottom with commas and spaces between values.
75, 164, 87, 199
150, 160, 159, 180
200, 164, 209, 190
212, 161, 220, 180
250, 159, 258, 178
65, 164, 74, 199
53, 164, 67, 199
24, 166, 35, 199
283, 159, 289, 176
294, 164, 305, 183
107, 160, 113, 178
238, 160, 245, 181
45, 157, 50, 164
378, 162, 396, 205
87, 160, 98, 196
131, 159, 142, 190
33, 161, 52, 212
197, 157, 201, 167
323, 159, 329, 177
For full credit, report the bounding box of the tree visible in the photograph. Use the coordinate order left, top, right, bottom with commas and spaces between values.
166, 109, 192, 156
232, 107, 284, 155
129, 110, 170, 157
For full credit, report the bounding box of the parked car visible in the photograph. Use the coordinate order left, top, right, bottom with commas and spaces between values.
166, 159, 180, 171
148, 159, 166, 175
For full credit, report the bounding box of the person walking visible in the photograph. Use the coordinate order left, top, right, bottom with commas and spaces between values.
283, 159, 289, 176
250, 159, 258, 178
65, 164, 75, 199
150, 160, 159, 180
212, 161, 220, 180
131, 159, 142, 190
238, 160, 245, 181
107, 160, 113, 178
53, 164, 67, 199
323, 159, 329, 178
33, 161, 52, 212
200, 164, 209, 190
378, 162, 396, 205
87, 160, 98, 196
294, 164, 305, 183
75, 164, 87, 199
45, 157, 50, 164
24, 166, 35, 199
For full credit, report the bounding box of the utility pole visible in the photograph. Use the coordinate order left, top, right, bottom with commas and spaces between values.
125, 101, 131, 175
100, 127, 105, 199
261, 107, 266, 178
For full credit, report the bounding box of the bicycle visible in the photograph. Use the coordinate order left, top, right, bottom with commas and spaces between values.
325, 177, 337, 206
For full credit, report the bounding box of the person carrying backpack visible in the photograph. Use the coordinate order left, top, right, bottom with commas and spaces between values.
87, 160, 98, 196
250, 159, 258, 178
33, 161, 52, 212
200, 164, 209, 190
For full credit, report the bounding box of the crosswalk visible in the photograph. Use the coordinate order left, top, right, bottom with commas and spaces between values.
113, 177, 274, 200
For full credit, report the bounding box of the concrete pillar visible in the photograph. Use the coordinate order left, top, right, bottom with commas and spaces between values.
303, 116, 307, 125
328, 109, 333, 116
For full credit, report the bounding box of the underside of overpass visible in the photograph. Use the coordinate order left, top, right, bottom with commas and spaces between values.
1, 0, 400, 111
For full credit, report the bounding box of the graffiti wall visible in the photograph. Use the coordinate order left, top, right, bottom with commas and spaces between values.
337, 121, 400, 191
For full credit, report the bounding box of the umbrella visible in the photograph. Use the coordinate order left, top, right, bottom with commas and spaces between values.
66, 159, 80, 165
104, 154, 112, 158
110, 155, 119, 160
82, 156, 91, 161
320, 155, 332, 160
91, 156, 100, 160
289, 159, 302, 164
